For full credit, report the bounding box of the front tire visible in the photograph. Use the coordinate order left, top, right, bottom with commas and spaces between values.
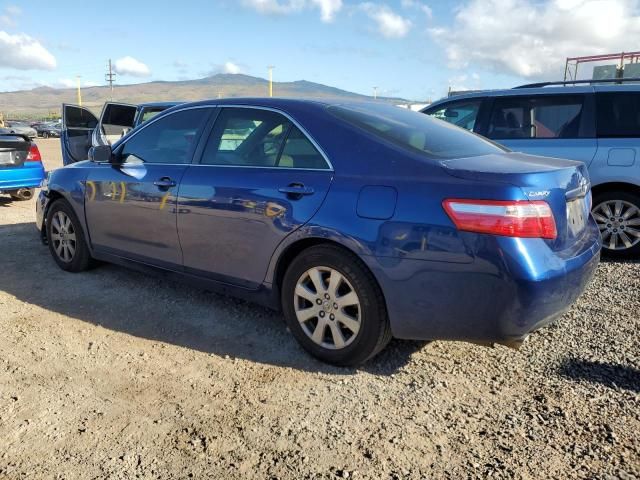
281, 245, 391, 366
592, 191, 640, 258
46, 199, 93, 272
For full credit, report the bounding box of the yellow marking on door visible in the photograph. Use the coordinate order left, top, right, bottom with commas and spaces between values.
159, 192, 170, 210
86, 181, 96, 202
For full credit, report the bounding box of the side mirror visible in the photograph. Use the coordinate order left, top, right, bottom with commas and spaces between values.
89, 144, 112, 163
444, 109, 459, 118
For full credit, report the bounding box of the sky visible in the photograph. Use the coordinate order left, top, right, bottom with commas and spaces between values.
1, 0, 640, 101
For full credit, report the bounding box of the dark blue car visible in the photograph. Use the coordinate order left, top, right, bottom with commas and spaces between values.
36, 99, 601, 365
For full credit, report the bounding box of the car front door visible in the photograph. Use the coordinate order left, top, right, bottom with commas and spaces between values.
84, 107, 213, 268
62, 104, 98, 165
483, 94, 598, 165
94, 102, 137, 147
177, 106, 333, 288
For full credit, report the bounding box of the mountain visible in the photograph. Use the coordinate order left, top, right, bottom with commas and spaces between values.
0, 73, 409, 118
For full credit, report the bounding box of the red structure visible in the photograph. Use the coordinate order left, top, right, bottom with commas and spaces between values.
564, 51, 640, 80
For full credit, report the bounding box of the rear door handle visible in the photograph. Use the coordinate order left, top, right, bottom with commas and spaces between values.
153, 177, 177, 188
278, 184, 314, 196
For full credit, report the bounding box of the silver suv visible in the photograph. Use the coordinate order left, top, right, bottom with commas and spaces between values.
423, 80, 640, 257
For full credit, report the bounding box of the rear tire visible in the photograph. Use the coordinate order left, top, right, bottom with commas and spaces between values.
281, 245, 391, 366
42, 132, 49, 138
46, 199, 94, 272
592, 191, 640, 258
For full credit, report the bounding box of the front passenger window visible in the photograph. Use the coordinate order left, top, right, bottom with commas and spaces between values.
119, 108, 210, 164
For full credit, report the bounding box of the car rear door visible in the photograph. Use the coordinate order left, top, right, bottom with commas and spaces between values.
177, 106, 333, 289
483, 93, 598, 165
62, 104, 98, 165
84, 107, 213, 268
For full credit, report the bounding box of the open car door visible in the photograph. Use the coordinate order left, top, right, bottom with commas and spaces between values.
93, 102, 137, 147
62, 104, 98, 166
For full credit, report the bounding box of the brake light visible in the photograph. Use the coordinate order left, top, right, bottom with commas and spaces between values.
443, 199, 557, 240
26, 144, 42, 162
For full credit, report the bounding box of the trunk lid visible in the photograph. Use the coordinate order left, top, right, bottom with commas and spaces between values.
0, 134, 30, 168
441, 152, 591, 251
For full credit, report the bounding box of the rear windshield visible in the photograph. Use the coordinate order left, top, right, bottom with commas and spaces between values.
327, 104, 505, 159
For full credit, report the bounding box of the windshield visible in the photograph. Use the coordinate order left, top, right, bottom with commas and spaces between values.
327, 103, 506, 159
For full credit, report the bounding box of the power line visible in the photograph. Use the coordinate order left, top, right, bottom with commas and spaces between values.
105, 59, 116, 99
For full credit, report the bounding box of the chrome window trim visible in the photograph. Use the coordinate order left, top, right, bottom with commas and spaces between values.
187, 164, 333, 172
200, 104, 334, 172
115, 103, 334, 172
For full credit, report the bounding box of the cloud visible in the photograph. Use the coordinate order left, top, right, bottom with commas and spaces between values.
0, 31, 56, 70
401, 0, 432, 18
113, 56, 151, 77
206, 61, 245, 76
430, 0, 640, 79
242, 0, 342, 22
5, 5, 20, 16
222, 61, 242, 74
242, 0, 305, 15
360, 3, 412, 38
56, 78, 99, 88
0, 5, 21, 27
448, 72, 482, 92
310, 0, 342, 21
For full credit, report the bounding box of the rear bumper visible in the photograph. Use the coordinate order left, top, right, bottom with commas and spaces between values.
0, 162, 45, 192
363, 219, 601, 345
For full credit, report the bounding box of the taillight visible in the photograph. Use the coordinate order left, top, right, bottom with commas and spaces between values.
443, 199, 557, 240
27, 144, 42, 162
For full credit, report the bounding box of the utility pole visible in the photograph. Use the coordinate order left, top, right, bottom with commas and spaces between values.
105, 59, 116, 100
268, 65, 275, 97
76, 76, 82, 106
373, 86, 378, 99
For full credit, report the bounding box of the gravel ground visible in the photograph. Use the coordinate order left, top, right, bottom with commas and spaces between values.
0, 139, 638, 479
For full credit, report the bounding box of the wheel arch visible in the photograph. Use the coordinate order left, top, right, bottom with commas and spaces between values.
591, 181, 640, 199
271, 236, 388, 316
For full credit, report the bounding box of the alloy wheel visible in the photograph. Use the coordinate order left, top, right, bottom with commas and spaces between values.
592, 199, 640, 251
294, 266, 361, 350
50, 211, 77, 262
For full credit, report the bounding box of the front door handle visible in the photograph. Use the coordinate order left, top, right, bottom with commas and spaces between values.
153, 177, 177, 188
278, 184, 314, 197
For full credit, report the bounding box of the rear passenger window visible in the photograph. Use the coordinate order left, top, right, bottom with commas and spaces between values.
277, 126, 327, 169
596, 92, 640, 138
425, 100, 481, 131
202, 108, 329, 169
487, 96, 585, 139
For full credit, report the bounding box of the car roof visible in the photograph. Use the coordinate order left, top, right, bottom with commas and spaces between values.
175, 97, 393, 108
427, 82, 640, 109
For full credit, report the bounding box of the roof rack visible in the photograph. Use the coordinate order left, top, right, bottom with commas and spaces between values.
514, 77, 640, 89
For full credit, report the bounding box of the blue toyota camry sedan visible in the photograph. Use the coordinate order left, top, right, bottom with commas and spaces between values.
36, 99, 601, 365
